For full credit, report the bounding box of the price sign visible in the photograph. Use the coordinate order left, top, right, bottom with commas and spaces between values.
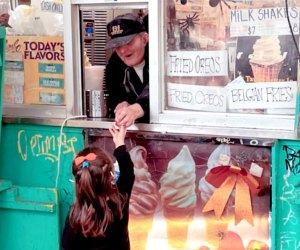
230, 7, 299, 37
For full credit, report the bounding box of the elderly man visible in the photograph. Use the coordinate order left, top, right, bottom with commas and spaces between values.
105, 13, 149, 127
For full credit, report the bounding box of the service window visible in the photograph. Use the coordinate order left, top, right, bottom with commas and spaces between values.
63, 0, 149, 118
150, 0, 300, 131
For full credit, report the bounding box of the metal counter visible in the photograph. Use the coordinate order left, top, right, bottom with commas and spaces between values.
2, 117, 296, 141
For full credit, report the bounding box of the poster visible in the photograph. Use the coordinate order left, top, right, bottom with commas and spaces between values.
5, 35, 65, 105
92, 132, 271, 250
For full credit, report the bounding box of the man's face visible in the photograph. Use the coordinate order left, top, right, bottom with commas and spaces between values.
115, 32, 148, 67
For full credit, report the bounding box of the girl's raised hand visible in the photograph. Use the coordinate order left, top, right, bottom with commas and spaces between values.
109, 124, 127, 148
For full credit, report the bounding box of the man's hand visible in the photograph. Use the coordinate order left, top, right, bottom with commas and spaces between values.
114, 103, 144, 127
114, 101, 130, 113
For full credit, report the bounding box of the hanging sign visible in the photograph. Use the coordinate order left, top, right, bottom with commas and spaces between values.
230, 7, 300, 37
167, 50, 228, 77
226, 77, 297, 109
167, 82, 227, 112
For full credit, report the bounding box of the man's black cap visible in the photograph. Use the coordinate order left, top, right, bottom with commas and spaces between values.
106, 13, 146, 49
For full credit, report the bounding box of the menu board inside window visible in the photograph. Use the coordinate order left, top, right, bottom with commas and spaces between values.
164, 0, 299, 115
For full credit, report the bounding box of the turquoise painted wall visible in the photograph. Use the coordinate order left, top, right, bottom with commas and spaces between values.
272, 140, 300, 250
0, 123, 84, 250
0, 185, 60, 250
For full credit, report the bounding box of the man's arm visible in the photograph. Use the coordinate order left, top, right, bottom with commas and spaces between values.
136, 84, 149, 121
105, 53, 127, 118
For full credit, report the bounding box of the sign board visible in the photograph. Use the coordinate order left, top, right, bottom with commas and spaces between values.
5, 36, 65, 105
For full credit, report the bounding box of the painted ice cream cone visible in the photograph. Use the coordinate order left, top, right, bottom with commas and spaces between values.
163, 207, 195, 248
129, 215, 154, 250
129, 146, 159, 250
159, 145, 197, 249
198, 144, 231, 204
249, 36, 286, 82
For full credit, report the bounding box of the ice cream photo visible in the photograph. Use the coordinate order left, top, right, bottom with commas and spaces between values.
249, 36, 287, 82
159, 145, 197, 249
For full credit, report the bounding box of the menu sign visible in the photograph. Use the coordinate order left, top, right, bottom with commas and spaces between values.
5, 36, 65, 105
167, 50, 228, 77
226, 77, 297, 109
230, 7, 300, 37
167, 83, 227, 112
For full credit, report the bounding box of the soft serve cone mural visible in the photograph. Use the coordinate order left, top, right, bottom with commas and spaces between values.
129, 146, 159, 250
159, 145, 197, 249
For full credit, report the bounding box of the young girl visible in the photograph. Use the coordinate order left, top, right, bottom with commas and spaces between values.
61, 125, 135, 250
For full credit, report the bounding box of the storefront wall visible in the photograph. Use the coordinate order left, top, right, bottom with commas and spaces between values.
1, 0, 300, 249
1, 125, 300, 249
0, 124, 84, 250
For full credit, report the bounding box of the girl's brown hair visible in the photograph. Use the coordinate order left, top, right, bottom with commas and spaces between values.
69, 147, 125, 238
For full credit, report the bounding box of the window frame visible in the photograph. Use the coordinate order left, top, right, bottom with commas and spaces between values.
148, 1, 299, 132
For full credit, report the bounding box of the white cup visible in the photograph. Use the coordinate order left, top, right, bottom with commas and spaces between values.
84, 65, 105, 90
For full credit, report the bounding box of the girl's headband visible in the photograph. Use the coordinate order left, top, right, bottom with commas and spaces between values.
74, 153, 97, 168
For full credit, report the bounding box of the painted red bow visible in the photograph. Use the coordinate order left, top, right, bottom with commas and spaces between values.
74, 153, 97, 167
202, 165, 260, 225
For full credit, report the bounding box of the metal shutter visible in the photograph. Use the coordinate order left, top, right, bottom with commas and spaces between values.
81, 10, 108, 66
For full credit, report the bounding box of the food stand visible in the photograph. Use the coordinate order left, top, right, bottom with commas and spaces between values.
0, 0, 300, 249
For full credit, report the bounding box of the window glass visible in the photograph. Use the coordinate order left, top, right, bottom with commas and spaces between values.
163, 0, 299, 116
4, 1, 64, 107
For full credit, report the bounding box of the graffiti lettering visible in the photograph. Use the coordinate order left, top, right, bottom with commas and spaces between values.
282, 145, 300, 175
18, 130, 77, 162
